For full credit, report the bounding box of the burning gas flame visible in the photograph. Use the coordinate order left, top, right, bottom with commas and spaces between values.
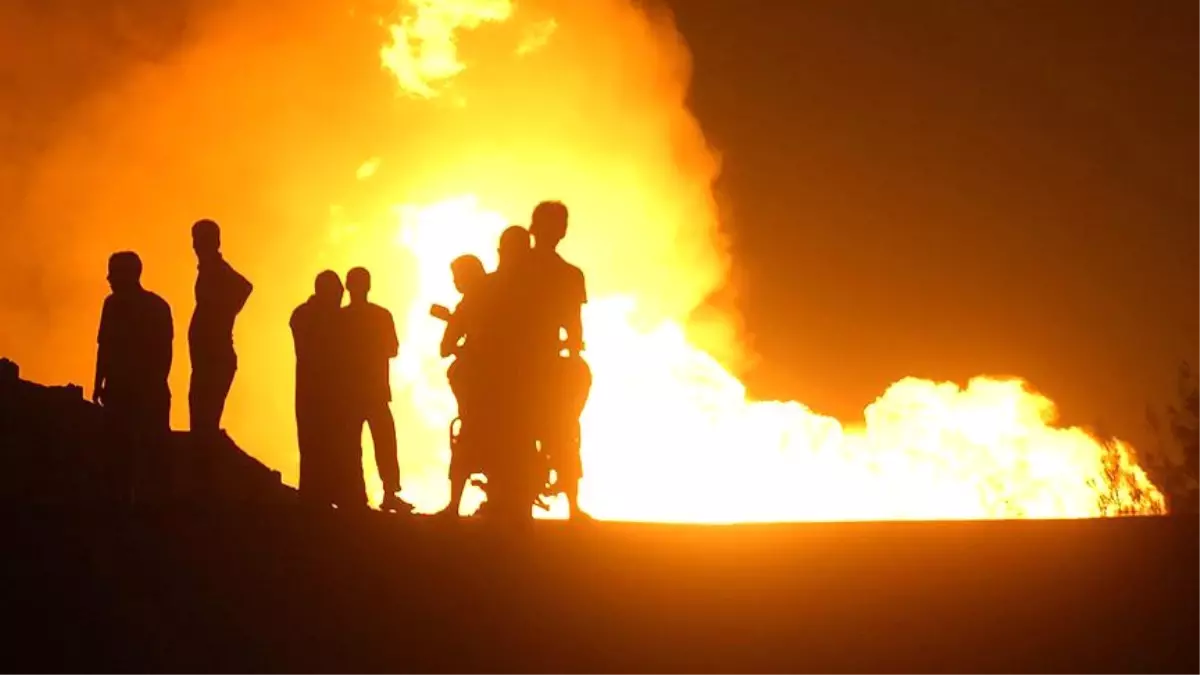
380, 0, 513, 98
2, 0, 1165, 521
386, 196, 1164, 521
363, 0, 1165, 520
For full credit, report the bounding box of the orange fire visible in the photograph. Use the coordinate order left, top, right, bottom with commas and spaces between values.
4, 0, 1165, 520
335, 0, 1164, 520
380, 195, 1163, 520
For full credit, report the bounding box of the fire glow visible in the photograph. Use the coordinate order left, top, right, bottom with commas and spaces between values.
358, 0, 1164, 520
6, 0, 1165, 521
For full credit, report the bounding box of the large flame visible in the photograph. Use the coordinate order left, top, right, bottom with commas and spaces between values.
2, 0, 1165, 520
380, 0, 513, 99
365, 0, 1163, 520
387, 195, 1163, 521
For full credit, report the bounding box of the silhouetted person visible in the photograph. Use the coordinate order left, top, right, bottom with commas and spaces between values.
436, 254, 489, 516
473, 225, 544, 521
93, 251, 173, 501
527, 201, 591, 520
341, 266, 411, 513
291, 271, 364, 508
188, 219, 252, 438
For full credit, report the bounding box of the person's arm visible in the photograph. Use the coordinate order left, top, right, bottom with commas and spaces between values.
563, 269, 587, 354
157, 301, 174, 382
228, 262, 253, 314
439, 309, 466, 359
93, 300, 111, 403
289, 309, 304, 358
385, 310, 400, 359
93, 344, 108, 404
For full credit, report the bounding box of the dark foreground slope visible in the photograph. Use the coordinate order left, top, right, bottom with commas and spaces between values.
1, 362, 1195, 672
0, 361, 292, 507
1, 511, 1195, 673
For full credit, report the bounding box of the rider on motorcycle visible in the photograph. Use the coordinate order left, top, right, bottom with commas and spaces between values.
436, 254, 489, 516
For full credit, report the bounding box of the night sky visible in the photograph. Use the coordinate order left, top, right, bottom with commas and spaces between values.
671, 0, 1197, 450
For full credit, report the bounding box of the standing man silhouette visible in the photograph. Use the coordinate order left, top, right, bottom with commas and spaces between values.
291, 270, 363, 508
526, 201, 591, 520
94, 251, 174, 500
341, 266, 411, 512
188, 219, 252, 439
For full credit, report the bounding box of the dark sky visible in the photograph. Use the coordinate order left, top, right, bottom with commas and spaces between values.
668, 0, 1197, 448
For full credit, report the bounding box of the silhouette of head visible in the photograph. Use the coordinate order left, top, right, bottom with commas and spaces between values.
450, 255, 486, 295
192, 219, 221, 259
497, 226, 531, 268
314, 270, 344, 307
529, 201, 568, 249
346, 266, 371, 302
107, 251, 143, 293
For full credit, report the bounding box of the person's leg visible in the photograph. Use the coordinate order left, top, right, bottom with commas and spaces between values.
548, 418, 585, 519
324, 408, 346, 506
487, 461, 528, 522
480, 415, 518, 521
189, 353, 236, 435
297, 435, 322, 507
446, 461, 469, 516
562, 356, 591, 519
296, 400, 325, 506
207, 354, 237, 433
333, 413, 368, 509
366, 401, 401, 495
513, 412, 543, 521
563, 468, 583, 518
188, 361, 208, 434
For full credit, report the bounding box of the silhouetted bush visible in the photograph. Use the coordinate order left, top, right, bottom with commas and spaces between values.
1144, 362, 1199, 514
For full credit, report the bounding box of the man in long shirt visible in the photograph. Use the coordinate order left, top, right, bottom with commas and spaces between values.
473, 225, 545, 520
341, 266, 411, 513
188, 219, 252, 438
93, 251, 174, 501
291, 270, 364, 508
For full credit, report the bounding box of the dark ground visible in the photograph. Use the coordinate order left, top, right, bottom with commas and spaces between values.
1, 511, 1195, 673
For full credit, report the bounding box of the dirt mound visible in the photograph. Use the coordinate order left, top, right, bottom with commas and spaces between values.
0, 357, 294, 505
